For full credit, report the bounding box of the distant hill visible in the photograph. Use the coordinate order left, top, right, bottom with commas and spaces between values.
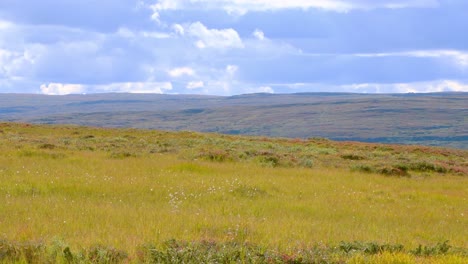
0, 92, 467, 149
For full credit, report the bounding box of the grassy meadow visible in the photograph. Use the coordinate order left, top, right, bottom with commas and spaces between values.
0, 123, 467, 263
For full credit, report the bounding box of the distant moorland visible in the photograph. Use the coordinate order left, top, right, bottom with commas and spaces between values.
0, 92, 467, 149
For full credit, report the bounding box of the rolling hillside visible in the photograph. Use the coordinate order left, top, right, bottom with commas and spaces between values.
0, 122, 467, 263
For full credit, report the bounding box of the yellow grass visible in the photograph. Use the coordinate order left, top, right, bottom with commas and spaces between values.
0, 123, 466, 262
1, 151, 467, 250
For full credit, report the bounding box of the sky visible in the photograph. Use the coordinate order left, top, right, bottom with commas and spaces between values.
1, 0, 468, 95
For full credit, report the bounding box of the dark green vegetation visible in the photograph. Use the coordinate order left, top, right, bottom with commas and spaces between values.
1, 239, 466, 263
0, 92, 466, 149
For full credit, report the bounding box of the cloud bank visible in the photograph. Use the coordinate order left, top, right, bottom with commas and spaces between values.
0, 0, 467, 95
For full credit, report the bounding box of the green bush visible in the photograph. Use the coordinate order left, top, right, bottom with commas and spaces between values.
411, 240, 451, 256
339, 241, 404, 255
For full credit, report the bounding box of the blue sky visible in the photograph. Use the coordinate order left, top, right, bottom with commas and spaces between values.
1, 0, 468, 95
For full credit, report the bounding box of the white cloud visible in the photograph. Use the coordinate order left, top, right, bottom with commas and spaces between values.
173, 24, 185, 35
380, 0, 438, 9
260, 86, 274, 93
40, 83, 85, 95
100, 82, 173, 93
0, 20, 14, 30
168, 67, 195, 77
341, 80, 468, 93
408, 50, 468, 67
3, 2, 464, 97
141, 31, 172, 39
226, 65, 238, 76
0, 49, 13, 76
354, 49, 468, 68
0, 47, 38, 79
253, 86, 274, 93
116, 27, 171, 39
116, 27, 136, 38
186, 81, 204, 89
149, 0, 184, 22
188, 64, 241, 95
253, 29, 265, 40
39, 82, 174, 95
148, 0, 438, 16
186, 22, 244, 49
221, 0, 353, 13
394, 80, 468, 93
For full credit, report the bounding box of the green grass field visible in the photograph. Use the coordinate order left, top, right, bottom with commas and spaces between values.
0, 123, 467, 263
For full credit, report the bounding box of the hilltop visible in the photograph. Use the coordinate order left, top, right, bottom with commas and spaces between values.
0, 92, 467, 149
1, 122, 466, 177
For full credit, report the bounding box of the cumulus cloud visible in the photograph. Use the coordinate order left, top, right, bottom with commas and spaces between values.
0, 47, 37, 80
0, 49, 13, 77
149, 0, 184, 22
172, 24, 185, 35
185, 22, 244, 49
253, 29, 265, 40
186, 81, 204, 89
184, 64, 241, 95
40, 83, 85, 95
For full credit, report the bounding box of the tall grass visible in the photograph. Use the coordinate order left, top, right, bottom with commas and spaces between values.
0, 123, 466, 262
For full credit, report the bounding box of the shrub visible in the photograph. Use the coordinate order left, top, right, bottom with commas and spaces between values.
411, 241, 451, 256
409, 162, 448, 173
351, 164, 374, 173
258, 155, 280, 167
376, 166, 410, 177
339, 241, 404, 255
109, 152, 136, 159
341, 154, 365, 160
138, 240, 320, 263
38, 143, 56, 149
87, 245, 128, 264
252, 151, 281, 167
198, 150, 231, 162
299, 158, 314, 168
0, 240, 46, 263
